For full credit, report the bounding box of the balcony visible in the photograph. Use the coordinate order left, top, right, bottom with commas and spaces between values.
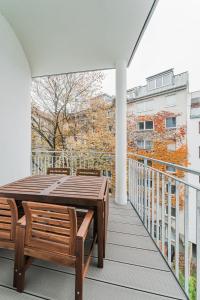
0, 1, 197, 299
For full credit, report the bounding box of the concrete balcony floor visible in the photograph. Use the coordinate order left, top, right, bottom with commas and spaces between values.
0, 200, 187, 300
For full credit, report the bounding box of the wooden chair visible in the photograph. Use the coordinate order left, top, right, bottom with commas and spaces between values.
14, 202, 95, 300
47, 167, 70, 175
0, 197, 18, 250
76, 168, 101, 177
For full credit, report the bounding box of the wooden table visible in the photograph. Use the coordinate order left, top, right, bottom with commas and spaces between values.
0, 175, 109, 268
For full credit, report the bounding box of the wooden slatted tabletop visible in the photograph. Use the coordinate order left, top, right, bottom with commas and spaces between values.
0, 175, 109, 267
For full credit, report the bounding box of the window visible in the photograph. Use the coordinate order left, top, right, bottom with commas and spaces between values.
146, 121, 154, 130
148, 79, 156, 90
137, 140, 144, 149
165, 206, 176, 218
167, 142, 176, 152
145, 101, 153, 112
166, 184, 176, 194
137, 140, 153, 150
145, 140, 153, 150
165, 95, 176, 107
156, 76, 162, 88
108, 171, 112, 178
148, 73, 172, 90
102, 170, 112, 178
138, 122, 144, 130
136, 101, 153, 113
138, 121, 153, 130
166, 166, 176, 173
138, 159, 152, 166
166, 117, 176, 128
163, 73, 172, 86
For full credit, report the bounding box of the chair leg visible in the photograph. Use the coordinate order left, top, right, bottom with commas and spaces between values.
14, 225, 26, 292
75, 237, 84, 300
93, 211, 98, 244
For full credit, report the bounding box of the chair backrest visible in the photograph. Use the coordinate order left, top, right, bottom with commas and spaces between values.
76, 168, 101, 177
22, 202, 77, 256
47, 167, 70, 175
0, 197, 18, 241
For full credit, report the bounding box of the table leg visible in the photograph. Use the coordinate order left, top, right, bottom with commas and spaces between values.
97, 201, 103, 268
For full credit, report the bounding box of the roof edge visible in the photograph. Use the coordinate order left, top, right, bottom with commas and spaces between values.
127, 0, 159, 68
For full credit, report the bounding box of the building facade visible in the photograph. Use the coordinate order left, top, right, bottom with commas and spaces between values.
127, 69, 188, 169
127, 69, 190, 255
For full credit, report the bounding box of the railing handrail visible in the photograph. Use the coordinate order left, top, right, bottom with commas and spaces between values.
132, 160, 200, 192
128, 152, 200, 177
32, 150, 115, 155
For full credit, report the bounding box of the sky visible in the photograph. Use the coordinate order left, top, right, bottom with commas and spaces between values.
102, 0, 200, 95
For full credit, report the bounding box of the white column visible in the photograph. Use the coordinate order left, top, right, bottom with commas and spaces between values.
115, 60, 127, 205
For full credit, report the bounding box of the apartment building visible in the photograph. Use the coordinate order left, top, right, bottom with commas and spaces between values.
127, 69, 189, 252
127, 69, 188, 164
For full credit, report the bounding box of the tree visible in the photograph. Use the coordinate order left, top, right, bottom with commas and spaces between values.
32, 72, 104, 151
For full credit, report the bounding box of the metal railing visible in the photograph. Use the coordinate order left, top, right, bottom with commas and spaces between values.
32, 150, 115, 191
128, 153, 200, 299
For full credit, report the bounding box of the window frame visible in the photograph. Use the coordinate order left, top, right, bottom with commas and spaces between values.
137, 120, 154, 131
166, 183, 176, 195
148, 73, 172, 91
165, 117, 177, 129
165, 205, 176, 219
165, 94, 176, 108
136, 139, 153, 150
166, 166, 176, 173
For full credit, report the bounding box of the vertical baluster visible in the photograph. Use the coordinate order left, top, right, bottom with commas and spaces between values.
141, 164, 144, 219
47, 155, 50, 172
152, 170, 155, 238
62, 151, 65, 167
129, 158, 132, 202
161, 174, 165, 254
136, 162, 138, 211
175, 181, 180, 279
132, 160, 134, 206
147, 168, 151, 232
128, 159, 130, 201
130, 159, 132, 203
196, 190, 200, 300
184, 185, 189, 295
156, 172, 160, 245
134, 160, 136, 207
138, 163, 141, 216
132, 159, 134, 205
167, 178, 172, 267
144, 163, 148, 227
44, 154, 47, 175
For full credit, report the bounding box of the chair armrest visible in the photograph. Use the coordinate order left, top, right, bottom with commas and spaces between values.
17, 215, 26, 228
76, 210, 94, 241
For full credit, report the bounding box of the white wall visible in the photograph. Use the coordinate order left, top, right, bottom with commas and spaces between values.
0, 14, 31, 185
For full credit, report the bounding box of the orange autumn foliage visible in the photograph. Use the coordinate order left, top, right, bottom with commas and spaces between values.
128, 111, 188, 209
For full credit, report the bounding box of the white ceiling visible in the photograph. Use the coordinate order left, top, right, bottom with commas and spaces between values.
0, 0, 157, 77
